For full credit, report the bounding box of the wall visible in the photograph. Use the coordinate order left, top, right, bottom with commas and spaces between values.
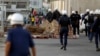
70, 0, 100, 13
50, 0, 65, 12
50, 0, 100, 14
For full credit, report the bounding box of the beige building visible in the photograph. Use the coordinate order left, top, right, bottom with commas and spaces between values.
0, 0, 100, 15
49, 0, 100, 15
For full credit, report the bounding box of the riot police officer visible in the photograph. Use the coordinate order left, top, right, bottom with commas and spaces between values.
70, 11, 81, 38
91, 10, 100, 51
82, 9, 90, 36
88, 11, 95, 42
59, 10, 71, 51
52, 8, 61, 22
45, 9, 53, 23
5, 13, 36, 56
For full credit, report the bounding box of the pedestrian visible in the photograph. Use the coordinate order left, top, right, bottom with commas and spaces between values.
88, 11, 95, 42
31, 16, 35, 26
81, 9, 90, 36
91, 13, 100, 51
70, 11, 81, 38
59, 10, 71, 50
45, 9, 53, 23
5, 13, 36, 56
52, 8, 61, 22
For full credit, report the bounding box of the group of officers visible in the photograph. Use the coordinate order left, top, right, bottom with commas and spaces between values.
46, 8, 100, 51
4, 8, 100, 56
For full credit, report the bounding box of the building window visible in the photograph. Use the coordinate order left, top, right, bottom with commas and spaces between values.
4, 2, 11, 8
16, 2, 26, 8
4, 2, 9, 4
6, 5, 11, 8
11, 2, 16, 4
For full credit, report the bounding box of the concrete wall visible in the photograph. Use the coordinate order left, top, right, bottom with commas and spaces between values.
50, 0, 65, 12
50, 0, 100, 14
70, 0, 100, 13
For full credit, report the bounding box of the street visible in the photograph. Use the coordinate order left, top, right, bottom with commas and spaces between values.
0, 33, 100, 56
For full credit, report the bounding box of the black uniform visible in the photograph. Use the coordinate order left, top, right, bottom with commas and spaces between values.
52, 10, 61, 21
59, 14, 71, 50
91, 15, 100, 51
70, 13, 81, 36
87, 14, 95, 41
82, 12, 90, 36
46, 11, 53, 23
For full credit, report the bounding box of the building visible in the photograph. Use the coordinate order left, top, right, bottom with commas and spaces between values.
0, 0, 30, 17
48, 0, 100, 15
0, 0, 46, 17
0, 0, 100, 16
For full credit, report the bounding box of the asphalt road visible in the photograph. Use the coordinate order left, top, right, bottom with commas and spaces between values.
0, 33, 100, 56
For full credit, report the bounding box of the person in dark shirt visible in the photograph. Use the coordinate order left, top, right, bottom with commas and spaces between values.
59, 10, 71, 51
91, 13, 100, 51
52, 9, 61, 22
87, 11, 95, 42
70, 11, 81, 38
45, 9, 53, 23
81, 9, 90, 36
5, 13, 36, 56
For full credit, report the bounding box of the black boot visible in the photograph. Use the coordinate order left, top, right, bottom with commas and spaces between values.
60, 46, 64, 49
64, 47, 67, 51
63, 46, 67, 51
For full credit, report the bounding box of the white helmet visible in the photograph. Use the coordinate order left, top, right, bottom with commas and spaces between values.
10, 13, 24, 25
62, 10, 67, 15
94, 9, 99, 14
7, 14, 12, 21
48, 9, 51, 12
86, 9, 90, 12
80, 13, 84, 17
72, 11, 75, 14
90, 11, 94, 14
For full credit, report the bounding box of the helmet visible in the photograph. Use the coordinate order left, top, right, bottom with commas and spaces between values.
7, 14, 12, 21
10, 13, 24, 25
90, 11, 94, 14
62, 10, 67, 15
86, 9, 90, 12
94, 9, 99, 14
48, 9, 51, 12
80, 13, 84, 16
72, 11, 75, 14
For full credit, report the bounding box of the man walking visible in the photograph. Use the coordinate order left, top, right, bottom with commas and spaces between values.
59, 10, 71, 50
5, 13, 36, 56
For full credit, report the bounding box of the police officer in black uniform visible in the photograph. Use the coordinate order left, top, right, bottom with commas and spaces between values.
91, 10, 100, 51
59, 10, 71, 51
45, 9, 53, 23
70, 11, 81, 38
88, 11, 95, 42
52, 9, 61, 22
82, 9, 90, 36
